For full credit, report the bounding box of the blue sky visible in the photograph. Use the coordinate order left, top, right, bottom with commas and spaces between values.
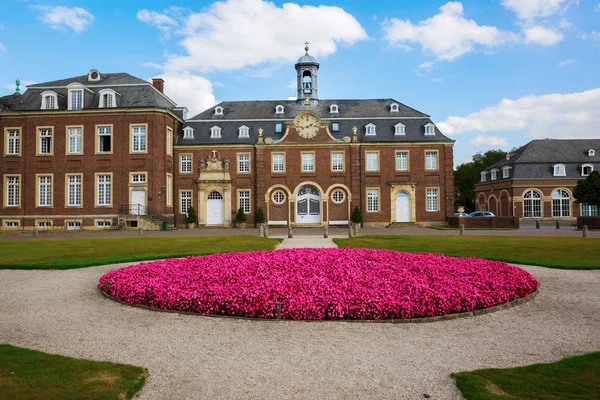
1, 0, 599, 165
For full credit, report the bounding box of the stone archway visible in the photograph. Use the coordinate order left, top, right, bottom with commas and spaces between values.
295, 185, 321, 224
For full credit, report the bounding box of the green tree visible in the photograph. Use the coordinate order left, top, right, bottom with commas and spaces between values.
351, 206, 363, 224
454, 149, 508, 212
235, 207, 247, 224
186, 207, 197, 224
574, 171, 600, 208
255, 208, 265, 224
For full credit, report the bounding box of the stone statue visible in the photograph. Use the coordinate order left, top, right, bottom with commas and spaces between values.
223, 158, 230, 171
199, 158, 206, 171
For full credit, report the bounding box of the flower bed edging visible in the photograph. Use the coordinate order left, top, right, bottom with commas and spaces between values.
98, 285, 538, 324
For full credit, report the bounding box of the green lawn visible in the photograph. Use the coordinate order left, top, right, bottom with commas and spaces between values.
0, 344, 147, 400
452, 352, 600, 400
0, 236, 281, 269
334, 235, 600, 269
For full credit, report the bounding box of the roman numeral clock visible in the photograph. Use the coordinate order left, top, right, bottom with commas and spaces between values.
294, 113, 320, 139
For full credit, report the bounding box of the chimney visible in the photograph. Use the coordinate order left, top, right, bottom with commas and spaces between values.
152, 78, 165, 93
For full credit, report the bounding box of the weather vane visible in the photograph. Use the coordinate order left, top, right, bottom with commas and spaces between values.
304, 41, 309, 54
15, 79, 20, 93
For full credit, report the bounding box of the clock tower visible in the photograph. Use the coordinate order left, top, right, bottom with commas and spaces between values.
295, 42, 319, 106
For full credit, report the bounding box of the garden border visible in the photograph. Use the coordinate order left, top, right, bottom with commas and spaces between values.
99, 286, 539, 324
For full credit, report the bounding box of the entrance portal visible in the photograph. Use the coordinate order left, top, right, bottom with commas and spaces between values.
295, 185, 320, 224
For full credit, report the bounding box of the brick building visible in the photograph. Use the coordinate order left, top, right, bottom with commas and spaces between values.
475, 139, 599, 220
0, 48, 455, 230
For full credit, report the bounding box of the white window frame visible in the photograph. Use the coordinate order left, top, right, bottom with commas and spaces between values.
5, 175, 21, 207
183, 127, 195, 139
38, 127, 53, 155
552, 189, 571, 218
502, 166, 511, 178
390, 103, 399, 112
180, 155, 192, 173
424, 123, 435, 135
180, 190, 192, 214
238, 189, 251, 214
238, 125, 250, 138
166, 127, 173, 156
396, 151, 409, 171
66, 174, 82, 207
365, 124, 376, 136
426, 188, 439, 212
210, 126, 222, 139
67, 126, 83, 155
275, 105, 285, 114
5, 128, 21, 156
491, 169, 498, 180
581, 203, 598, 217
301, 152, 315, 173
272, 190, 285, 204
96, 174, 112, 207
96, 125, 112, 154
68, 84, 84, 111
331, 152, 344, 172
166, 173, 173, 207
367, 188, 380, 212
394, 123, 406, 135
272, 153, 285, 173
98, 89, 117, 108
589, 149, 596, 157
37, 175, 53, 207
331, 189, 345, 204
553, 164, 566, 177
40, 91, 58, 110
214, 106, 224, 115
582, 164, 594, 176
425, 151, 438, 170
330, 121, 340, 132
275, 123, 283, 134
237, 153, 251, 173
523, 190, 542, 218
481, 172, 487, 182
329, 104, 339, 114
131, 173, 147, 184
131, 124, 147, 153
366, 151, 379, 172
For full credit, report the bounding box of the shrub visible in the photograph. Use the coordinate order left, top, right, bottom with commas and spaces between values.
255, 208, 265, 224
351, 207, 363, 224
235, 207, 247, 224
186, 207, 197, 224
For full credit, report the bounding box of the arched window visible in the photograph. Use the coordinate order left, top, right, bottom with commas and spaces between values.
552, 189, 571, 218
302, 71, 312, 94
208, 191, 223, 200
553, 164, 566, 176
491, 169, 498, 180
523, 190, 542, 218
41, 91, 58, 110
98, 89, 117, 108
210, 126, 222, 138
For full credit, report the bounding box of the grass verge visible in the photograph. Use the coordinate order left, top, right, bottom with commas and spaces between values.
334, 235, 600, 269
0, 344, 147, 400
452, 352, 600, 400
0, 236, 281, 269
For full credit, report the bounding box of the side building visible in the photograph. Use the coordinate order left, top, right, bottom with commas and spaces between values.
174, 49, 455, 228
475, 139, 599, 220
0, 72, 184, 230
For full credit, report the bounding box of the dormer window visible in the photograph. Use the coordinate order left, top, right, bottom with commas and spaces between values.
330, 104, 339, 114
365, 123, 377, 136
582, 164, 594, 176
210, 126, 222, 138
183, 127, 194, 139
275, 123, 283, 134
275, 105, 285, 114
553, 164, 566, 176
67, 83, 85, 111
390, 103, 399, 112
491, 169, 498, 180
88, 69, 102, 82
214, 106, 224, 116
41, 91, 58, 110
481, 171, 487, 182
238, 125, 250, 138
331, 122, 339, 132
394, 123, 406, 135
98, 89, 117, 108
424, 123, 435, 135
589, 149, 596, 157
502, 166, 512, 178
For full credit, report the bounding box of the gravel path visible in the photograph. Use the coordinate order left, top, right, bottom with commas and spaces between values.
1, 263, 598, 399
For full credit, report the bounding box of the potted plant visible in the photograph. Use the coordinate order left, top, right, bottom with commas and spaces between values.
255, 207, 265, 227
351, 206, 363, 230
235, 207, 247, 228
186, 206, 197, 229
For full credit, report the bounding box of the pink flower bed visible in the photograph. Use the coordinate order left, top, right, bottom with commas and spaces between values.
99, 248, 539, 320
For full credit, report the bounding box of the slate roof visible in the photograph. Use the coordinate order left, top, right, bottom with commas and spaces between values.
178, 98, 452, 145
0, 92, 21, 111
3, 72, 176, 112
479, 139, 600, 182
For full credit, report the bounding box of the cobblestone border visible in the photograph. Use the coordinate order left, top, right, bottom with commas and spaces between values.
99, 286, 538, 324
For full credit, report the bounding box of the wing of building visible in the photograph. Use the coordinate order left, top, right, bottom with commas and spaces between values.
475, 139, 599, 219
0, 48, 455, 230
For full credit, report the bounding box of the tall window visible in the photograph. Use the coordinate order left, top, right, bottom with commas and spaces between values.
180, 191, 192, 214
396, 151, 408, 171
481, 172, 487, 182
166, 127, 173, 156
272, 153, 285, 172
102, 93, 114, 108
180, 155, 192, 173
38, 176, 52, 207
552, 189, 571, 217
166, 174, 172, 207
581, 204, 598, 217
68, 127, 82, 154
39, 128, 53, 155
238, 190, 250, 214
67, 175, 82, 207
132, 125, 147, 152
6, 176, 20, 207
331, 122, 340, 132
302, 153, 315, 172
331, 152, 344, 171
210, 126, 222, 138
395, 124, 405, 135
238, 153, 250, 173
553, 164, 566, 176
70, 90, 83, 110
366, 152, 379, 171
239, 126, 250, 138
365, 124, 376, 136
524, 190, 542, 218
425, 125, 435, 135
491, 170, 497, 180
367, 189, 379, 212
42, 94, 57, 110
98, 126, 112, 153
426, 189, 439, 212
7, 130, 20, 155
97, 175, 111, 206
425, 151, 438, 170
503, 167, 511, 178
275, 123, 283, 134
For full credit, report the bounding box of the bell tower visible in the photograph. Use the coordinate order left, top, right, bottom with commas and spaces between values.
295, 42, 319, 106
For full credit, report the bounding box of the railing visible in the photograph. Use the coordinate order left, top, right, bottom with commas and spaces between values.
119, 204, 177, 230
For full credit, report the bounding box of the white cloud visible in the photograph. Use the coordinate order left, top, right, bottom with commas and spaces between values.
559, 18, 572, 29
287, 96, 297, 101
438, 88, 600, 140
140, 0, 367, 73
0, 43, 5, 52
557, 58, 574, 67
382, 2, 518, 62
431, 77, 444, 83
524, 25, 564, 45
137, 9, 178, 37
153, 71, 216, 117
502, 0, 568, 21
34, 5, 94, 33
469, 134, 508, 148
580, 31, 600, 41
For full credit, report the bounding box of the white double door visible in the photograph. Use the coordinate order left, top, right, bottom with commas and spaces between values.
296, 185, 321, 224
207, 191, 224, 225
396, 192, 410, 222
131, 190, 146, 215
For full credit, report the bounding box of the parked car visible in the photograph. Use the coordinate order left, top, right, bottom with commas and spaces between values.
469, 211, 495, 217
454, 212, 470, 217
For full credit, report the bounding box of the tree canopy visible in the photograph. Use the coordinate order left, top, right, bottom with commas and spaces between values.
573, 171, 600, 208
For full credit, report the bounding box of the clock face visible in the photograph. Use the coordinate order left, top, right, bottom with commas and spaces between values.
294, 113, 320, 139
